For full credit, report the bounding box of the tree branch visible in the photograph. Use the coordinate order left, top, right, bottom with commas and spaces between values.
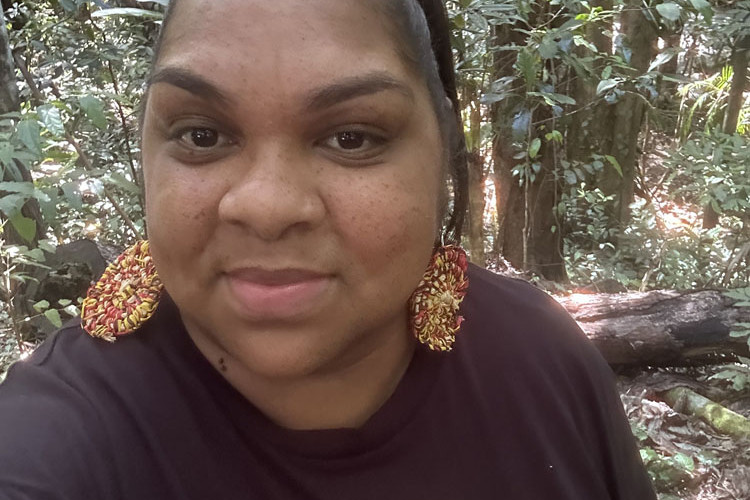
13, 54, 143, 240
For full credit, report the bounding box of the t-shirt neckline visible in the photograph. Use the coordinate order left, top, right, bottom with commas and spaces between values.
154, 293, 446, 460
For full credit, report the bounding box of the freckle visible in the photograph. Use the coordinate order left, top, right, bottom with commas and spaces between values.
218, 357, 227, 372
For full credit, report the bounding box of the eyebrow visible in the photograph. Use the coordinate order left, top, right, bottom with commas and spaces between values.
304, 73, 415, 111
148, 67, 232, 104
148, 68, 414, 110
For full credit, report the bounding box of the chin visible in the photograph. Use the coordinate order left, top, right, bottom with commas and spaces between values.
214, 321, 363, 379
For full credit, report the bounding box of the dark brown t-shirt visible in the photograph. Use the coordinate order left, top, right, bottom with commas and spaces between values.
0, 265, 655, 499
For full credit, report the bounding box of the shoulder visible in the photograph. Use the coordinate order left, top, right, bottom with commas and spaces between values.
0, 306, 184, 499
462, 264, 592, 352
0, 324, 121, 499
458, 264, 614, 396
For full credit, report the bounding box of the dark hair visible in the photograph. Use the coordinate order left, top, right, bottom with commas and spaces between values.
149, 0, 467, 242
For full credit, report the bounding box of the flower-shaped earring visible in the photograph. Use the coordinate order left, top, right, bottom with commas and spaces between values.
408, 245, 469, 351
81, 240, 163, 341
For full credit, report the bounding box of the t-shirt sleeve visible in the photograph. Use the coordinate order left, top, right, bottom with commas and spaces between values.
0, 337, 117, 500
542, 291, 657, 500
587, 353, 656, 500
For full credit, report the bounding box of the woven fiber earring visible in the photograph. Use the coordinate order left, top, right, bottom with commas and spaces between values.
81, 240, 163, 342
408, 244, 469, 352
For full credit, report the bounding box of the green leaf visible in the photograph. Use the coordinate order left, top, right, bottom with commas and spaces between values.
688, 0, 713, 22
58, 299, 72, 307
79, 96, 108, 129
596, 79, 620, 95
688, 0, 711, 11
545, 130, 563, 144
33, 300, 50, 312
601, 66, 613, 80
550, 93, 576, 105
9, 213, 36, 243
528, 138, 542, 159
655, 2, 682, 21
605, 155, 623, 177
38, 239, 56, 254
515, 48, 539, 92
15, 120, 42, 155
107, 172, 140, 194
27, 248, 45, 262
44, 309, 63, 328
63, 305, 80, 317
61, 182, 83, 211
91, 8, 164, 19
0, 181, 35, 196
0, 194, 26, 216
538, 37, 558, 59
648, 50, 678, 72
37, 105, 64, 136
59, 0, 78, 12
672, 453, 694, 472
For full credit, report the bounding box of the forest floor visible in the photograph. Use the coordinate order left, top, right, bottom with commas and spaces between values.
619, 368, 750, 499
603, 132, 749, 500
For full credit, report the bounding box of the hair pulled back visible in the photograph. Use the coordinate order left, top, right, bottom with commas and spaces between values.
149, 0, 468, 241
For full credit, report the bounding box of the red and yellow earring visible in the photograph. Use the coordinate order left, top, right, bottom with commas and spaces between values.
81, 240, 163, 341
82, 240, 469, 349
408, 244, 469, 351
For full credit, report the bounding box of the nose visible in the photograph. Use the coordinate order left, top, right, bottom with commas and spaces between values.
217, 145, 326, 241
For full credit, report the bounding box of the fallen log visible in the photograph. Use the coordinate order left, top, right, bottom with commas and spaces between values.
555, 290, 750, 366
663, 386, 750, 439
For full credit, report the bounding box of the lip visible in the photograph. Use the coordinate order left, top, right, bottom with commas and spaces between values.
224, 267, 332, 320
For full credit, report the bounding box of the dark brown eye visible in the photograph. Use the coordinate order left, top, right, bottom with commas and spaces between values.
335, 131, 366, 150
189, 128, 219, 148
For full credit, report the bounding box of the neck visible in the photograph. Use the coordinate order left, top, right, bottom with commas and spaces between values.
187, 321, 416, 430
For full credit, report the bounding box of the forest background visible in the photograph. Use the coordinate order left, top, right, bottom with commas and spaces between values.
0, 0, 749, 498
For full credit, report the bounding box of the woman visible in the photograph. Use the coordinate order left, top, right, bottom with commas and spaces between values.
0, 0, 655, 498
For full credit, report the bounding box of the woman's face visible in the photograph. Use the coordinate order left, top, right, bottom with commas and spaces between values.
141, 0, 444, 378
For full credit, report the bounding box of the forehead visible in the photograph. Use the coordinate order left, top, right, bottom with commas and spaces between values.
157, 0, 408, 88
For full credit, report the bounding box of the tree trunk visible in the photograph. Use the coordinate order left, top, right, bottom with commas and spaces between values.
598, 0, 657, 231
463, 84, 486, 265
723, 40, 749, 135
0, 10, 18, 114
556, 289, 750, 366
566, 0, 613, 162
0, 12, 44, 246
490, 23, 524, 264
501, 143, 567, 281
702, 38, 749, 230
490, 19, 567, 281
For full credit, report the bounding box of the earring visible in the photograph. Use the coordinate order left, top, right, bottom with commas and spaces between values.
81, 240, 163, 342
409, 244, 469, 352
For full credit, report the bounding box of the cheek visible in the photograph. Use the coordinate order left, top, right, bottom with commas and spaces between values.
143, 159, 226, 255
326, 168, 440, 271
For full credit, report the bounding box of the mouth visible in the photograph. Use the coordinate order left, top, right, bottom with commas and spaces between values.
224, 267, 333, 320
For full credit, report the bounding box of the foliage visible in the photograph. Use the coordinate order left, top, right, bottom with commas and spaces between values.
676, 66, 750, 140
666, 131, 750, 217
7, 0, 157, 243
0, 0, 162, 347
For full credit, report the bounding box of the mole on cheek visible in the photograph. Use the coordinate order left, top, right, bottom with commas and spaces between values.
218, 357, 228, 373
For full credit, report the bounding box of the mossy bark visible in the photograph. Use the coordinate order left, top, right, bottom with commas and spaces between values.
663, 387, 750, 439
